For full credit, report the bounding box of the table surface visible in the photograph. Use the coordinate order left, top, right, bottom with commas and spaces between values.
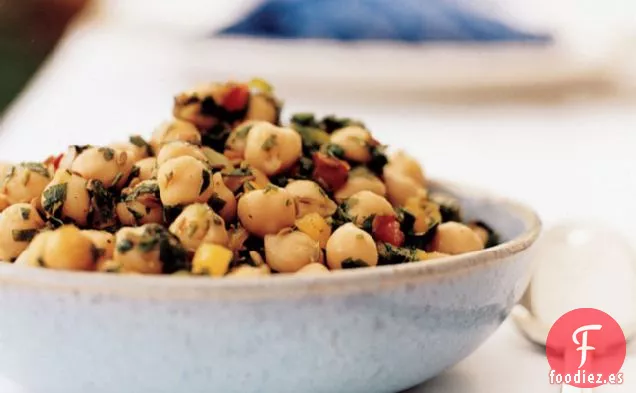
1, 18, 635, 393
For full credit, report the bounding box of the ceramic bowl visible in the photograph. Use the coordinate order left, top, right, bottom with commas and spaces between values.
0, 179, 541, 393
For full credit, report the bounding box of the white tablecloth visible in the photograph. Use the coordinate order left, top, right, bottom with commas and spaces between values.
0, 19, 635, 393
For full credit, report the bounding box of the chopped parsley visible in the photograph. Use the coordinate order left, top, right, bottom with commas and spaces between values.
20, 207, 31, 220
290, 112, 318, 127
324, 144, 345, 159
341, 258, 369, 269
200, 169, 211, 195
261, 134, 278, 151
42, 183, 68, 217
186, 222, 199, 237
377, 243, 418, 265
87, 179, 117, 230
11, 229, 38, 242
111, 172, 124, 188
129, 135, 153, 155
367, 145, 388, 176
20, 162, 50, 178
226, 167, 253, 177
125, 181, 160, 202
208, 194, 227, 213
320, 115, 365, 133
127, 207, 145, 221
116, 239, 134, 254
233, 124, 253, 140
98, 147, 115, 161
263, 184, 279, 194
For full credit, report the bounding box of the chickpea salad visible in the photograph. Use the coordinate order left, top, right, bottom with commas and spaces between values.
0, 79, 499, 277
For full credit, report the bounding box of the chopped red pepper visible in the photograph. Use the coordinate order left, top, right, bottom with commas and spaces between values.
372, 215, 405, 247
222, 84, 250, 112
312, 152, 350, 191
44, 153, 64, 171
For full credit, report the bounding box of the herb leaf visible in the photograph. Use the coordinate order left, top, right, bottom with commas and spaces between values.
98, 147, 115, 161
377, 243, 418, 265
324, 144, 345, 159
20, 207, 31, 220
261, 134, 278, 151
116, 239, 134, 254
11, 229, 38, 242
20, 162, 50, 178
341, 258, 369, 269
200, 169, 211, 195
129, 135, 153, 155
42, 183, 68, 218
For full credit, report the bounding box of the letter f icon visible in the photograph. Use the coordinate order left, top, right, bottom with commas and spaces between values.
572, 324, 602, 369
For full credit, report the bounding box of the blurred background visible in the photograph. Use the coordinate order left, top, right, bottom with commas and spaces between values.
1, 0, 636, 234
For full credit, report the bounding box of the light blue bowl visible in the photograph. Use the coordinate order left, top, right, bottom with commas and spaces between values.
0, 179, 541, 393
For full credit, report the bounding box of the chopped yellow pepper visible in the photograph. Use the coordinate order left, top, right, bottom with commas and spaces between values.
295, 213, 331, 248
192, 244, 234, 277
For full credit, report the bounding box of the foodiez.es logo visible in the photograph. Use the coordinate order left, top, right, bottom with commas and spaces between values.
546, 308, 626, 388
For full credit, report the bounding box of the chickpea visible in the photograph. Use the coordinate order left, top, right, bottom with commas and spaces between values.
245, 93, 279, 124
57, 145, 85, 172
173, 82, 228, 129
71, 146, 133, 189
225, 121, 260, 159
0, 163, 51, 205
41, 170, 91, 227
296, 263, 330, 275
345, 190, 396, 226
0, 161, 10, 177
334, 167, 386, 203
36, 225, 97, 270
237, 185, 296, 237
264, 229, 323, 273
116, 180, 163, 226
227, 264, 271, 278
17, 230, 51, 267
244, 122, 302, 176
383, 165, 427, 207
285, 180, 337, 218
0, 194, 9, 213
150, 119, 202, 152
157, 156, 215, 207
326, 223, 378, 269
110, 138, 151, 164
0, 203, 45, 261
469, 224, 489, 246
113, 224, 188, 274
129, 157, 157, 187
222, 165, 269, 194
388, 150, 426, 186
81, 230, 115, 264
211, 172, 237, 222
428, 222, 484, 255
404, 196, 442, 234
201, 147, 232, 170
169, 203, 229, 252
156, 141, 208, 166
330, 126, 373, 163
424, 252, 451, 260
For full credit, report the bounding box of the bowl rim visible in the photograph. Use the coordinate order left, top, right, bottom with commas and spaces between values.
0, 178, 541, 300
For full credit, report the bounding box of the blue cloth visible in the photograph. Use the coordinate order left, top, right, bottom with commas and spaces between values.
218, 0, 549, 42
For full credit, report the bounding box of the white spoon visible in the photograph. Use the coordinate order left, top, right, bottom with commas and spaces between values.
511, 221, 636, 393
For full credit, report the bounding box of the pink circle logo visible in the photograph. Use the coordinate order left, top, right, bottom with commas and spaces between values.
546, 308, 626, 388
